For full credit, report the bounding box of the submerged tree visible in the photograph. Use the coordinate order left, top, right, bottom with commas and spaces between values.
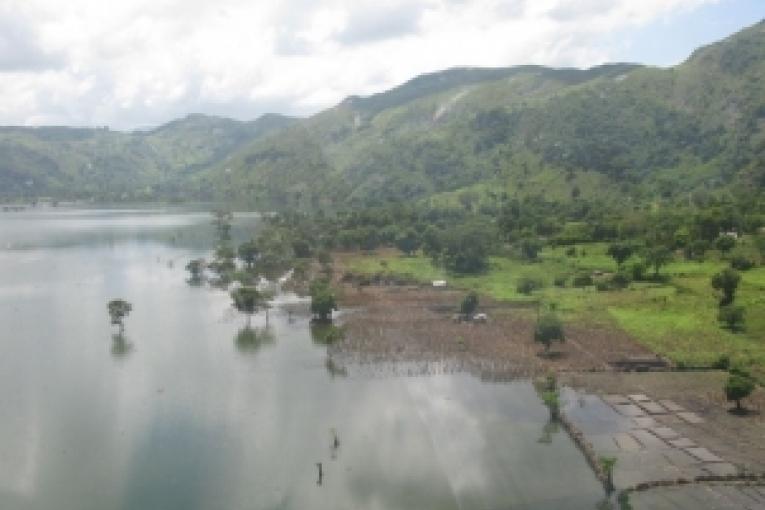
310, 279, 338, 322
185, 258, 206, 284
231, 286, 271, 328
237, 240, 259, 270
107, 299, 132, 334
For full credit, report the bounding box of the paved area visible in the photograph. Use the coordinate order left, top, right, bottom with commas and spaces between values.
630, 484, 765, 510
562, 390, 739, 489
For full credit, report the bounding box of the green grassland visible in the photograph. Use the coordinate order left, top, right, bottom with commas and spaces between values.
344, 244, 765, 379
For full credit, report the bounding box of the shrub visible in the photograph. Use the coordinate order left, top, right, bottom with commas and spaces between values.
718, 305, 745, 332
629, 261, 647, 281
517, 275, 544, 295
564, 246, 577, 257
460, 291, 479, 316
595, 280, 610, 292
553, 275, 567, 288
572, 272, 593, 287
610, 271, 631, 289
730, 255, 755, 271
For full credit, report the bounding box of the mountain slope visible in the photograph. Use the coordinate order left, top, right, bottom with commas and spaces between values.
1, 20, 763, 207
199, 19, 764, 209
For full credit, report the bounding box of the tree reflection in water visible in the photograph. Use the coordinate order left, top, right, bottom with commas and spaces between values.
111, 333, 134, 359
234, 326, 275, 354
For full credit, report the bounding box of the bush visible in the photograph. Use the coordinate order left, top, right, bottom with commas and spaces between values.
459, 291, 479, 316
595, 280, 610, 292
517, 275, 544, 295
610, 271, 631, 289
572, 272, 593, 287
629, 261, 647, 281
718, 305, 745, 332
553, 275, 567, 288
565, 246, 577, 257
730, 255, 755, 271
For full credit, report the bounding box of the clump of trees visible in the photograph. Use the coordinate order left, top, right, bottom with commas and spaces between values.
107, 299, 132, 335
711, 268, 745, 332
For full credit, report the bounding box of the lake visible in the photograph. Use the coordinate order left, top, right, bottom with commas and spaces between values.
0, 207, 604, 510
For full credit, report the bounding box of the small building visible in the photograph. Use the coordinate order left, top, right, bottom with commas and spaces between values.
432, 280, 447, 288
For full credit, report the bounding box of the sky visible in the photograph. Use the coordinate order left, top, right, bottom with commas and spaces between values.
0, 0, 763, 130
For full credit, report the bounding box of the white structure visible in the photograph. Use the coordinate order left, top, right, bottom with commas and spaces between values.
432, 280, 447, 288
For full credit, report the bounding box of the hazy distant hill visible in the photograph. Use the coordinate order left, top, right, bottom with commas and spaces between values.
0, 113, 295, 200
1, 19, 763, 208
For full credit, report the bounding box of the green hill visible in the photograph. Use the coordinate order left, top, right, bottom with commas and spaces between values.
0, 113, 295, 201
1, 20, 763, 208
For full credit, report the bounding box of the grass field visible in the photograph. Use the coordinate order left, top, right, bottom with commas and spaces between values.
343, 244, 765, 379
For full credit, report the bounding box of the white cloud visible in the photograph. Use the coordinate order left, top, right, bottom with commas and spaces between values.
0, 0, 719, 129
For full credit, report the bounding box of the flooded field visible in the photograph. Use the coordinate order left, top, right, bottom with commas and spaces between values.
0, 207, 605, 510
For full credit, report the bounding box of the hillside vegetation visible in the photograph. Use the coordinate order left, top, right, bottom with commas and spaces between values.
0, 20, 763, 209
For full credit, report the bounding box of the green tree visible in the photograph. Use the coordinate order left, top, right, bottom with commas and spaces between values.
534, 313, 565, 353
643, 246, 672, 277
711, 268, 741, 306
724, 371, 755, 412
517, 275, 544, 295
185, 258, 205, 284
607, 242, 635, 268
519, 237, 543, 261
310, 279, 337, 321
107, 299, 133, 334
459, 291, 479, 317
231, 286, 270, 327
237, 240, 259, 270
715, 235, 736, 255
395, 228, 421, 256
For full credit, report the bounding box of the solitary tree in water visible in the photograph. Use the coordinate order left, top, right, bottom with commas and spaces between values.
107, 299, 132, 334
231, 287, 271, 328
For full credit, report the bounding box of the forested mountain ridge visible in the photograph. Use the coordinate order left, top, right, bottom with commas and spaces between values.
1, 19, 763, 208
0, 113, 295, 201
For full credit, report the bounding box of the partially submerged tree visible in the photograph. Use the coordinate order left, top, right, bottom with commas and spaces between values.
534, 313, 565, 354
310, 279, 337, 322
231, 286, 271, 328
599, 456, 617, 493
185, 258, 206, 284
237, 240, 259, 270
711, 268, 741, 306
107, 299, 132, 334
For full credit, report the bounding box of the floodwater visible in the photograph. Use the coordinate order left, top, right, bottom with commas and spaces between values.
0, 207, 605, 510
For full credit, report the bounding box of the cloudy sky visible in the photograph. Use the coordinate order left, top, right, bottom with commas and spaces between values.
0, 0, 763, 129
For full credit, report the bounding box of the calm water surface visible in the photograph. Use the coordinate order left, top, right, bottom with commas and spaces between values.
0, 208, 605, 510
